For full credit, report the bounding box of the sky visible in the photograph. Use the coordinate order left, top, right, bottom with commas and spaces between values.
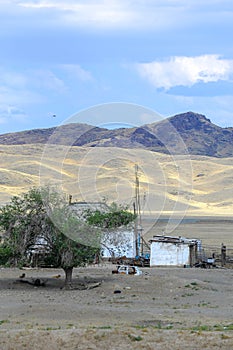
1, 0, 233, 133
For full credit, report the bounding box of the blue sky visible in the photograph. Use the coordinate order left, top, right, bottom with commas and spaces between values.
1, 0, 233, 133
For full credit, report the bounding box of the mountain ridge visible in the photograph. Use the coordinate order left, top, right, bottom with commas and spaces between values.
0, 111, 233, 157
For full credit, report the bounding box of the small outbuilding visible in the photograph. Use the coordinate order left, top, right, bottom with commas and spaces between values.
149, 235, 201, 267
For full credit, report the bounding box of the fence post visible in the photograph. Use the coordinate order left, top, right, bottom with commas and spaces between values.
221, 243, 226, 267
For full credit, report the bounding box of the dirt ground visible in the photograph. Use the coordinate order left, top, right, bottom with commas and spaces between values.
1, 263, 233, 350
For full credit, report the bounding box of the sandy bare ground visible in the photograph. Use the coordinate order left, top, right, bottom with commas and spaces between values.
1, 263, 233, 349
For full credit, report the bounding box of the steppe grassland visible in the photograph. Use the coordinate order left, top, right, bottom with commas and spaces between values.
1, 144, 233, 214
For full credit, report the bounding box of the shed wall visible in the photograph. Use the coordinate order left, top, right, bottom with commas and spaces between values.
150, 242, 190, 266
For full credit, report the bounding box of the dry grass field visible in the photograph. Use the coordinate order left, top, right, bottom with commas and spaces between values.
1, 144, 233, 216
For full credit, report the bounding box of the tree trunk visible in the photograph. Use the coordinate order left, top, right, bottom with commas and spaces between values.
63, 267, 73, 289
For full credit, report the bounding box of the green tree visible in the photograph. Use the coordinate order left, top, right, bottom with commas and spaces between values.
84, 202, 136, 229
0, 187, 100, 288
0, 187, 49, 266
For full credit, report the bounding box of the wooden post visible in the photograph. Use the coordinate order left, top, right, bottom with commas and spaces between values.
221, 243, 226, 267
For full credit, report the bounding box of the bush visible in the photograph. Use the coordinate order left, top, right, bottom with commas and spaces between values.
0, 245, 12, 266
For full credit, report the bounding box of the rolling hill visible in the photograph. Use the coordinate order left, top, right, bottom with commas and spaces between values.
1, 143, 233, 218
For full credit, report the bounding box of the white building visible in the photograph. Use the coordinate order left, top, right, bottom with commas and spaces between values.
101, 229, 136, 259
149, 235, 200, 267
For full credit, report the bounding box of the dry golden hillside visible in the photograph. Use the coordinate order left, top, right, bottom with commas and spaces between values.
1, 144, 233, 218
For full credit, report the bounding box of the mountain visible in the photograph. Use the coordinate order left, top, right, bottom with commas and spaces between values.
135, 112, 233, 157
0, 123, 92, 146
0, 112, 233, 157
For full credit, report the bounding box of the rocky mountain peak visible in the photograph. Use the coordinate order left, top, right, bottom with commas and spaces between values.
168, 111, 213, 132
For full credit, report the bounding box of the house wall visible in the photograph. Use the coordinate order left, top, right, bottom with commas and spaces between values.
150, 241, 190, 266
101, 230, 136, 258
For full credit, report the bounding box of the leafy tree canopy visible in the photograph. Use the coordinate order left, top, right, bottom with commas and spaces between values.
84, 202, 136, 229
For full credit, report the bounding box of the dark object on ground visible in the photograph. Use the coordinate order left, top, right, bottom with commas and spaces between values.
18, 278, 47, 287
194, 258, 216, 269
114, 290, 122, 294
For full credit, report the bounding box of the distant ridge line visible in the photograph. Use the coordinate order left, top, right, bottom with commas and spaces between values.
0, 111, 233, 157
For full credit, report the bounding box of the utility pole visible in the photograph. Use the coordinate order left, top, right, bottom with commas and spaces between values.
134, 165, 143, 257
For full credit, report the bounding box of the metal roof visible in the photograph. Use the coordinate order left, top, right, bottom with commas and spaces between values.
149, 235, 199, 245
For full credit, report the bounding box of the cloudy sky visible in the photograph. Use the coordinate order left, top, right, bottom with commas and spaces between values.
1, 0, 233, 133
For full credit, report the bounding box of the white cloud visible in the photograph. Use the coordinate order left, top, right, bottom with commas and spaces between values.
15, 0, 233, 31
135, 55, 233, 90
0, 85, 44, 105
32, 69, 67, 93
0, 68, 65, 107
0, 104, 28, 126
60, 64, 93, 81
17, 0, 137, 29
0, 65, 94, 113
0, 71, 28, 88
5, 68, 67, 93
